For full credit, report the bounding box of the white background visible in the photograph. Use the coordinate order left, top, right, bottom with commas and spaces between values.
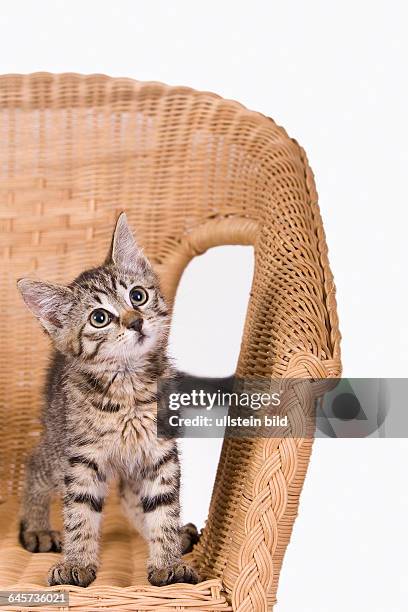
2, 2, 407, 610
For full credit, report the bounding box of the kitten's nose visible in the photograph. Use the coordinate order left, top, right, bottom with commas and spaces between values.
123, 311, 143, 332
129, 317, 143, 333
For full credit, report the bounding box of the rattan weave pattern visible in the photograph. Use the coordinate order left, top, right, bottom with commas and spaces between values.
0, 73, 341, 611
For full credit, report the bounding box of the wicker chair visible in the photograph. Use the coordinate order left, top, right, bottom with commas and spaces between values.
0, 74, 341, 611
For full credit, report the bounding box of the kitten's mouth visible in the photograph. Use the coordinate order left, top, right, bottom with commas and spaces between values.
137, 332, 147, 345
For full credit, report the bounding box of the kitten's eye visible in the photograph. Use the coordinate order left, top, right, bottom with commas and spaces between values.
129, 286, 148, 307
89, 309, 112, 328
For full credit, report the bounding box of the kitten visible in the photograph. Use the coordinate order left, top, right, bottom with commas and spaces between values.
17, 213, 200, 588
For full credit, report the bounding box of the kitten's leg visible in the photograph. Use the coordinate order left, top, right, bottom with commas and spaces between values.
124, 445, 199, 586
48, 454, 107, 588
119, 476, 146, 537
180, 522, 200, 554
19, 441, 62, 553
119, 478, 199, 554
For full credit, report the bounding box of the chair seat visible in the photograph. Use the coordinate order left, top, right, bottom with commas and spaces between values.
0, 494, 230, 611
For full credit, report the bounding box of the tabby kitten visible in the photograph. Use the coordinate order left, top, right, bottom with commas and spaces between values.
17, 213, 199, 588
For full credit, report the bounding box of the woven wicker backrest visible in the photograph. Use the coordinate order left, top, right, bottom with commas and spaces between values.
0, 74, 341, 608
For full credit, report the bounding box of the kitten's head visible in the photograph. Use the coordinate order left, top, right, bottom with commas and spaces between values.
18, 214, 169, 368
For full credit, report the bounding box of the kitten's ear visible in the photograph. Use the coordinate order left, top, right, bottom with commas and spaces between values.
107, 212, 144, 269
17, 279, 73, 332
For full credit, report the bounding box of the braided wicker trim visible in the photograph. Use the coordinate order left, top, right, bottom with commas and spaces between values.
2, 580, 231, 611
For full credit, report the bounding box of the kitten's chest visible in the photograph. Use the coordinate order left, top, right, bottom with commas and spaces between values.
104, 406, 162, 474
69, 368, 164, 469
102, 377, 160, 460
117, 403, 157, 443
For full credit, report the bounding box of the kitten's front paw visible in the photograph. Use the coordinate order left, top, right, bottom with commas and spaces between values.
148, 562, 200, 586
48, 561, 97, 587
19, 523, 62, 553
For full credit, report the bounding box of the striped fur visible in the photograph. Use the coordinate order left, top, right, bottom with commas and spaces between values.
17, 214, 199, 588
